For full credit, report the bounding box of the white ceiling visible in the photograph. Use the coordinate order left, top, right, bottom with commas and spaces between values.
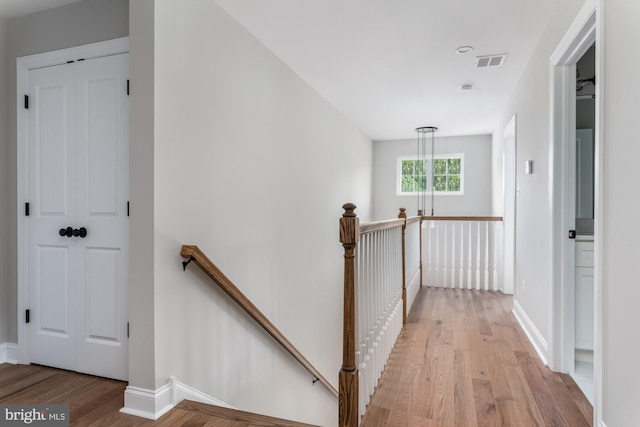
0, 0, 83, 19
2, 0, 560, 140
214, 0, 560, 140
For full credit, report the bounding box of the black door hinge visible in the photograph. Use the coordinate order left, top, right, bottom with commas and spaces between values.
127, 322, 130, 338
26, 309, 30, 323
24, 95, 29, 109
25, 202, 30, 216
126, 80, 130, 96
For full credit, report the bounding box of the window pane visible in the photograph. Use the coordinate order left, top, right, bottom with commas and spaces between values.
402, 176, 414, 192
402, 160, 414, 176
434, 175, 447, 191
416, 175, 427, 191
415, 160, 427, 174
433, 159, 447, 174
448, 158, 461, 174
448, 175, 461, 191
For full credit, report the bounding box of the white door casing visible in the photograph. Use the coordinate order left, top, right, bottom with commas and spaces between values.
503, 115, 516, 295
18, 39, 129, 381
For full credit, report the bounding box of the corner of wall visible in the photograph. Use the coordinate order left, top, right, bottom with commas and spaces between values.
120, 377, 234, 420
512, 299, 549, 365
120, 383, 173, 420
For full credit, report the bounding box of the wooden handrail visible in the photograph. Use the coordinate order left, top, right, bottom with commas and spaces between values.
421, 215, 503, 221
180, 245, 338, 398
406, 216, 422, 225
359, 218, 405, 234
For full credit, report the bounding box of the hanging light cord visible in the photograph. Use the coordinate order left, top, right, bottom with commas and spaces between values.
415, 127, 438, 217
431, 129, 435, 216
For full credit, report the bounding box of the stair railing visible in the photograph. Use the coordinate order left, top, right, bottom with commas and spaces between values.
421, 216, 503, 290
180, 245, 338, 398
339, 204, 421, 426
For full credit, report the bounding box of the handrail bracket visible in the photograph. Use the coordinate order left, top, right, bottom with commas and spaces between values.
182, 256, 195, 271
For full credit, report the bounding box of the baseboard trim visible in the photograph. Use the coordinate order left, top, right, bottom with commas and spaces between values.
512, 300, 549, 365
0, 343, 19, 364
171, 377, 235, 409
120, 378, 234, 420
120, 383, 173, 420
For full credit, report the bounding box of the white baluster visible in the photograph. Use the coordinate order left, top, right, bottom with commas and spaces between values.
467, 222, 473, 289
484, 221, 490, 291
443, 221, 449, 288
493, 222, 499, 291
475, 222, 481, 290
459, 222, 465, 289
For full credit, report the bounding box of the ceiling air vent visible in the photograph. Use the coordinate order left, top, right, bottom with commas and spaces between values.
475, 54, 507, 68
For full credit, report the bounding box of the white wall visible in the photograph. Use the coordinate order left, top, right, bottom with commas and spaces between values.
601, 0, 640, 424
3, 0, 129, 345
492, 0, 587, 363
128, 0, 156, 392
0, 17, 8, 345
373, 135, 492, 220
147, 1, 372, 425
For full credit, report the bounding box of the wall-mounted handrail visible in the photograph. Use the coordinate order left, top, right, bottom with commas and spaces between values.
180, 245, 338, 398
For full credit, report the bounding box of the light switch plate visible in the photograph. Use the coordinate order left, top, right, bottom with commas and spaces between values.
525, 160, 533, 175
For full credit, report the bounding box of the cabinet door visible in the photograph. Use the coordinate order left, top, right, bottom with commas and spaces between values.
575, 266, 594, 350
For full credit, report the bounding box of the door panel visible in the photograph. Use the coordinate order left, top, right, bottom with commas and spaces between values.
28, 63, 77, 371
37, 83, 71, 216
75, 53, 129, 380
37, 245, 71, 337
28, 53, 129, 381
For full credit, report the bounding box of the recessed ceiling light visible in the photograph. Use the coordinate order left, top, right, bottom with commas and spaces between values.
456, 46, 473, 55
460, 84, 473, 91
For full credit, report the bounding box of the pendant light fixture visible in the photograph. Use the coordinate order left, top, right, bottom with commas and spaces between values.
415, 126, 438, 217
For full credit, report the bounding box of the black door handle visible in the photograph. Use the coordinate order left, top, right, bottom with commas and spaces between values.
59, 227, 87, 238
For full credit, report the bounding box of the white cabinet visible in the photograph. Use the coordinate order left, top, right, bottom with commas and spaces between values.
575, 241, 594, 350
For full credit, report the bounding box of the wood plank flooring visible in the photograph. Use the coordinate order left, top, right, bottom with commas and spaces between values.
1, 288, 592, 426
360, 287, 593, 426
0, 364, 315, 426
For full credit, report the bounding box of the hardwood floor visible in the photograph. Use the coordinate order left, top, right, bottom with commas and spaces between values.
0, 364, 315, 426
360, 287, 593, 426
0, 288, 592, 426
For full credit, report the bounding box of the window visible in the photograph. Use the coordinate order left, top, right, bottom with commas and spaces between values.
397, 154, 464, 195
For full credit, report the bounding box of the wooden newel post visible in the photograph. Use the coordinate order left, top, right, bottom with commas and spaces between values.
339, 203, 359, 427
399, 208, 407, 325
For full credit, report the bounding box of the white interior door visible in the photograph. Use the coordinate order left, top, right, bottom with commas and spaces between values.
27, 53, 129, 381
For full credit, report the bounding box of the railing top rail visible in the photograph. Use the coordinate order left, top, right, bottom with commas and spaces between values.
180, 245, 338, 398
422, 216, 503, 222
406, 216, 422, 225
360, 218, 405, 234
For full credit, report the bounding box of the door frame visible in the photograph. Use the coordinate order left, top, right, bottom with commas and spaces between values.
502, 115, 516, 295
548, 0, 601, 422
16, 37, 129, 364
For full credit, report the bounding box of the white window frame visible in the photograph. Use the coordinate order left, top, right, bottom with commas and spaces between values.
396, 153, 464, 196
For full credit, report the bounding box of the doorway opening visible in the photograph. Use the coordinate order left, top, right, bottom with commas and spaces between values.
549, 0, 599, 415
